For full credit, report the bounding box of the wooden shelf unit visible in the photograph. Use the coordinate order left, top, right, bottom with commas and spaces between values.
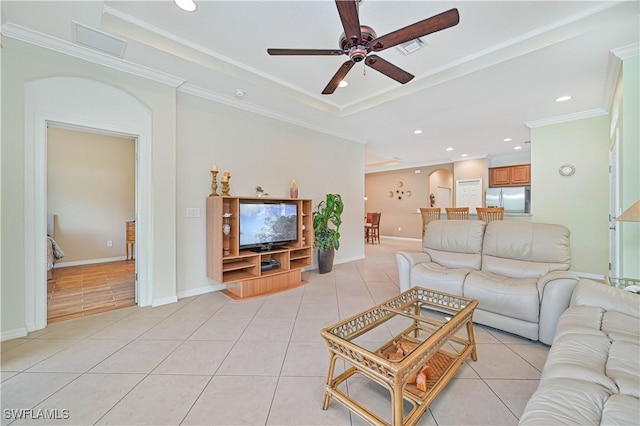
206, 196, 313, 299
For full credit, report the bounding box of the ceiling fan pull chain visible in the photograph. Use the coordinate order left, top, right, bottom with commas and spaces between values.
363, 61, 366, 76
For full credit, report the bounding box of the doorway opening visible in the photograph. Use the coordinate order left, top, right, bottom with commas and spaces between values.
25, 76, 153, 333
46, 124, 137, 322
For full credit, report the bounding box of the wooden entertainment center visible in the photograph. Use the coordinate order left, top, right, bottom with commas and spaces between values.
206, 196, 313, 300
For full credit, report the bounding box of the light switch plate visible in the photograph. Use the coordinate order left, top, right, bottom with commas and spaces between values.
186, 208, 201, 218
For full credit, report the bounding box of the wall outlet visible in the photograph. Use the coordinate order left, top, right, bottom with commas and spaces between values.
107, 240, 113, 247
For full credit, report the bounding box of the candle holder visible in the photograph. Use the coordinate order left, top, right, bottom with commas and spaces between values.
210, 170, 219, 196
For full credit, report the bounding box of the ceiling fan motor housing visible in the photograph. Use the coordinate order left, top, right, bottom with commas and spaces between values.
340, 25, 376, 62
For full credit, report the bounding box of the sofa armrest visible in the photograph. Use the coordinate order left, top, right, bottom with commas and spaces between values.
537, 272, 580, 345
396, 251, 432, 292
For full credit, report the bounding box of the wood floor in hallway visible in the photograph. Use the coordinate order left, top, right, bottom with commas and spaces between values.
47, 260, 136, 323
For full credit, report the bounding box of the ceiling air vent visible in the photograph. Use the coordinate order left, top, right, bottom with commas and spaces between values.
72, 21, 127, 57
396, 38, 426, 55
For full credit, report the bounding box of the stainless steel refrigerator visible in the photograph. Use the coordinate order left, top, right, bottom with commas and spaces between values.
485, 187, 530, 213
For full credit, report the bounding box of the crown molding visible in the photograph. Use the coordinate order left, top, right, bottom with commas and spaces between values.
612, 42, 640, 59
1, 22, 185, 87
101, 6, 341, 115
0, 21, 364, 145
525, 108, 608, 128
178, 83, 365, 145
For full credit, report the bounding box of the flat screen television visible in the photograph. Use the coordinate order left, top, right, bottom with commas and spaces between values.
239, 200, 298, 251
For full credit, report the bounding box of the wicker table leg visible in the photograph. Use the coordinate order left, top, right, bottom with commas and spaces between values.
391, 380, 405, 426
466, 320, 478, 361
322, 352, 338, 409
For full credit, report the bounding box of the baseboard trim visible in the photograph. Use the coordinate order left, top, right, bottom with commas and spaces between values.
177, 284, 226, 299
151, 295, 178, 307
1, 328, 28, 342
56, 256, 128, 268
380, 235, 422, 242
335, 255, 365, 265
571, 271, 605, 281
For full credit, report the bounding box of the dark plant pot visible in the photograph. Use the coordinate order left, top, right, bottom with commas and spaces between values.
317, 247, 335, 274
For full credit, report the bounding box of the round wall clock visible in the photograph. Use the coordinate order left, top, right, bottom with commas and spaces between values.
559, 164, 575, 176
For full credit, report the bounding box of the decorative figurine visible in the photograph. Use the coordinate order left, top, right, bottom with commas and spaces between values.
221, 171, 231, 196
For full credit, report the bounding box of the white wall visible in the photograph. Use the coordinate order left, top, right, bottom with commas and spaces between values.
619, 56, 639, 278
0, 37, 366, 337
48, 128, 135, 263
531, 114, 610, 276
175, 91, 365, 297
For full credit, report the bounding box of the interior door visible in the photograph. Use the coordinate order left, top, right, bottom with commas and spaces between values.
435, 186, 451, 208
455, 179, 483, 210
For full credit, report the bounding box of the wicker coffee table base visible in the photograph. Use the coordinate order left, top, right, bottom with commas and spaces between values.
321, 287, 478, 426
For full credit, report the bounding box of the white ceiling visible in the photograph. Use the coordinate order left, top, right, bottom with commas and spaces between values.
2, 1, 639, 171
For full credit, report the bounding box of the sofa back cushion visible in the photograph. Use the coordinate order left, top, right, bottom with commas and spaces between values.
571, 279, 640, 319
482, 221, 571, 278
423, 220, 486, 270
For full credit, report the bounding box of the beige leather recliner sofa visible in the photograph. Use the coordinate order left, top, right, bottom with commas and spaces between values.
396, 220, 580, 345
520, 279, 640, 424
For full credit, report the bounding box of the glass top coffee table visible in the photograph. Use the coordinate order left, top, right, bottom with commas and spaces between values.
320, 287, 478, 426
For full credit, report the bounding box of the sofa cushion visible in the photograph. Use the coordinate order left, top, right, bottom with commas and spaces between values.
409, 262, 470, 295
540, 332, 617, 393
607, 340, 640, 398
520, 378, 612, 425
481, 221, 570, 279
603, 310, 640, 344
422, 220, 485, 270
571, 278, 640, 318
463, 270, 539, 323
602, 394, 640, 425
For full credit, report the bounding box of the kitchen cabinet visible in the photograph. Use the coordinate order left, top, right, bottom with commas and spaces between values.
489, 164, 530, 187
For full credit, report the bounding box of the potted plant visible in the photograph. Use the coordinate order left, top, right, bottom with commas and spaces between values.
255, 186, 268, 197
313, 193, 344, 274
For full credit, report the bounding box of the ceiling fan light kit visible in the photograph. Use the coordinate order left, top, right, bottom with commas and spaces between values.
267, 0, 459, 94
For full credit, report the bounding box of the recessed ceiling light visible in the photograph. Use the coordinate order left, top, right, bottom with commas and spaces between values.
175, 0, 197, 12
413, 129, 422, 135
338, 80, 348, 88
445, 147, 453, 152
503, 138, 512, 142
556, 95, 572, 102
461, 154, 468, 158
514, 146, 522, 150
234, 89, 245, 98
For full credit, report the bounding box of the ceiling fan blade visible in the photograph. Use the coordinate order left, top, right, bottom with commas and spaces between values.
365, 55, 414, 84
267, 48, 344, 56
322, 60, 356, 94
369, 8, 459, 52
335, 0, 362, 46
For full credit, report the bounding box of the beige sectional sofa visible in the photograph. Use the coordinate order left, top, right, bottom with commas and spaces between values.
520, 279, 640, 425
396, 220, 580, 345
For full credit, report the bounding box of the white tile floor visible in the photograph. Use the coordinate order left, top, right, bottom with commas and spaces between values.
1, 239, 548, 425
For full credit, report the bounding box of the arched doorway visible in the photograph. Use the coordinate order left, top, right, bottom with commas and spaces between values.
24, 77, 153, 331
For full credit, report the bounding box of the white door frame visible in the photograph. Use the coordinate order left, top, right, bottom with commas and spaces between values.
25, 77, 153, 331
609, 129, 621, 277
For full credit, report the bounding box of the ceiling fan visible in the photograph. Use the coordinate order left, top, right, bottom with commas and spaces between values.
267, 0, 459, 94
